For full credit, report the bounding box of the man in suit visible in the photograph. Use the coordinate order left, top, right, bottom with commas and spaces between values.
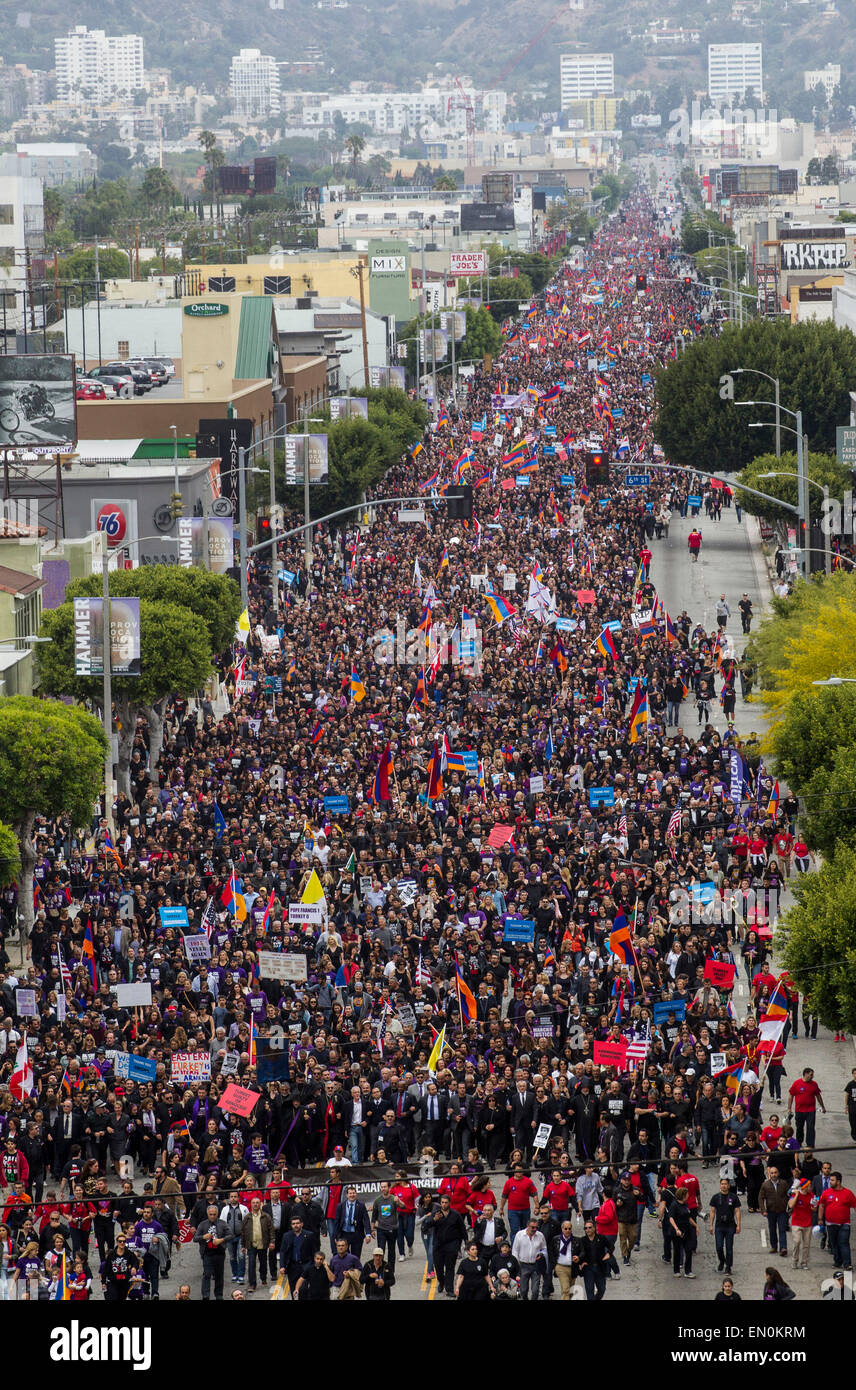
50, 1101, 85, 1178
390, 1079, 418, 1156
279, 1216, 319, 1296
332, 1184, 372, 1257
509, 1081, 536, 1158
420, 1083, 447, 1153
473, 1205, 508, 1260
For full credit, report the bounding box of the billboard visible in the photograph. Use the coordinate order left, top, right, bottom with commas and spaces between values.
73, 596, 141, 677
177, 517, 234, 572
450, 251, 486, 277
780, 241, 849, 271
0, 354, 76, 450
329, 396, 368, 420
459, 202, 515, 232
284, 434, 329, 486
198, 418, 253, 517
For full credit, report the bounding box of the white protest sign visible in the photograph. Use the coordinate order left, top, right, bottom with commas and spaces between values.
529, 774, 545, 794
15, 988, 38, 1017
288, 903, 323, 925
503, 572, 516, 591
171, 1051, 212, 1084
114, 983, 153, 1007
258, 950, 308, 982
533, 1122, 553, 1150
183, 934, 212, 961
220, 1052, 240, 1075
710, 1052, 727, 1075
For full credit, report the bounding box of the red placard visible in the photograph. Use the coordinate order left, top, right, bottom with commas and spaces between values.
593, 1040, 628, 1068
218, 1083, 261, 1117
703, 960, 736, 989
575, 589, 597, 605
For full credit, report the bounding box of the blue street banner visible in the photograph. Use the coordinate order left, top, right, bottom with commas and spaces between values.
503, 916, 535, 943
159, 905, 189, 930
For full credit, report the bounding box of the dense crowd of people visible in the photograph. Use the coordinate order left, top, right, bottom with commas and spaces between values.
1, 168, 854, 1304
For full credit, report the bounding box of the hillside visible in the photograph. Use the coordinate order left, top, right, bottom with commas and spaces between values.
3, 0, 856, 108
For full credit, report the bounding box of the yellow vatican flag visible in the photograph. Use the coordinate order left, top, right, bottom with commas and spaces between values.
427, 1025, 446, 1075
301, 869, 325, 905
235, 608, 251, 644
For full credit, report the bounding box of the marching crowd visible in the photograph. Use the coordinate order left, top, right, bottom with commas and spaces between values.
1, 172, 855, 1304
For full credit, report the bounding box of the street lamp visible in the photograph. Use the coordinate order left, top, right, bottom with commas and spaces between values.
730, 368, 781, 457
738, 401, 808, 574
758, 470, 831, 574
812, 677, 856, 686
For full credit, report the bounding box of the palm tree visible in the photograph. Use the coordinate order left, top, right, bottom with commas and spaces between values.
198, 130, 220, 221
344, 133, 366, 180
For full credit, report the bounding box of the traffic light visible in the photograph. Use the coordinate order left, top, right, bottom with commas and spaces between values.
169, 492, 183, 520
445, 485, 473, 521
256, 515, 272, 547
683, 275, 692, 288
636, 274, 647, 291
658, 247, 666, 260
586, 452, 609, 487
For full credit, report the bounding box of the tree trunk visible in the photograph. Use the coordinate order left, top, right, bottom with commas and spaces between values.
116, 699, 134, 800
16, 810, 35, 949
146, 700, 165, 778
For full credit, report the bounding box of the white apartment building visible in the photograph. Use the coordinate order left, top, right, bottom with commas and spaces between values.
559, 53, 614, 108
301, 87, 507, 137
804, 64, 841, 100
707, 43, 763, 104
0, 162, 45, 344
229, 48, 281, 119
55, 26, 144, 104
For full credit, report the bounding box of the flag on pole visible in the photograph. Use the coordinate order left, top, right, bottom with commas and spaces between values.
628, 687, 648, 744
369, 743, 393, 802
9, 1037, 34, 1100
666, 806, 682, 838
53, 1253, 71, 1301
427, 1025, 446, 1074
260, 889, 275, 933
301, 869, 325, 906
608, 914, 632, 963
426, 742, 444, 800
766, 780, 780, 818
81, 923, 98, 989
545, 727, 555, 762
455, 960, 477, 1024
595, 626, 618, 661
213, 803, 227, 840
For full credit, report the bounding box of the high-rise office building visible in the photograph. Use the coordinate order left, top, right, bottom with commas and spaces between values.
707, 43, 763, 104
55, 26, 144, 104
229, 49, 281, 119
560, 53, 614, 108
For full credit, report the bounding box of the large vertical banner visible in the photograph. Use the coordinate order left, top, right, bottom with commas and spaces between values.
284, 435, 329, 485
177, 517, 234, 572
73, 597, 141, 677
0, 355, 77, 450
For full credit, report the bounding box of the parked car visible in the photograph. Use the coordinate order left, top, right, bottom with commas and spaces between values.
102, 362, 152, 394
86, 365, 139, 396
75, 380, 107, 401
78, 374, 116, 398
139, 359, 169, 385
150, 357, 175, 378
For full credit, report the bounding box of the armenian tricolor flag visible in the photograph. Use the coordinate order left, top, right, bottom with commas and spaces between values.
439, 546, 449, 572
260, 888, 275, 933
455, 959, 477, 1024
766, 780, 779, 818
426, 742, 444, 800
484, 590, 516, 625
596, 627, 618, 661
170, 1117, 191, 1142
309, 721, 324, 745
763, 975, 789, 1021
628, 687, 648, 744
413, 667, 428, 709
549, 638, 569, 674
103, 831, 122, 868
349, 669, 366, 703
608, 913, 633, 964
53, 1253, 71, 1301
437, 404, 450, 427
370, 743, 393, 802
81, 923, 98, 990
714, 1060, 744, 1097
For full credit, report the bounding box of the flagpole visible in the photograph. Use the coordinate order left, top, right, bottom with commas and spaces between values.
454, 952, 464, 1033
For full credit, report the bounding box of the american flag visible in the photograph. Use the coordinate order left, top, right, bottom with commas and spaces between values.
58, 947, 72, 991
617, 814, 628, 852
626, 1039, 649, 1070
666, 807, 682, 839
201, 896, 217, 941
416, 951, 431, 987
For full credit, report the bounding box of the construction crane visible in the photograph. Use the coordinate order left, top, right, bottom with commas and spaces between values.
446, 76, 475, 167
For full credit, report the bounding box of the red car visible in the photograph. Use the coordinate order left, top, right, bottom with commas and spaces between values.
76, 380, 107, 401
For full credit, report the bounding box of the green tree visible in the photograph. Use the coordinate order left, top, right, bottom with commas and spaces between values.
344, 134, 366, 178
735, 449, 850, 524
198, 130, 223, 219
0, 822, 21, 889
781, 843, 856, 1032
457, 304, 502, 363
681, 211, 734, 255
277, 416, 399, 520
37, 600, 212, 798
592, 172, 621, 213
43, 186, 65, 236
141, 164, 178, 214
769, 684, 856, 792
799, 744, 856, 856
654, 320, 856, 471
693, 245, 747, 283
0, 699, 106, 943
433, 172, 459, 191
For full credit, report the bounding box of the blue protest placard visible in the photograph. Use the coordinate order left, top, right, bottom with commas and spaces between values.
263, 676, 282, 693
544, 425, 557, 438
159, 905, 189, 930
690, 881, 717, 905
460, 751, 479, 775
278, 570, 296, 585
688, 495, 702, 507
555, 616, 578, 632
589, 787, 615, 808
560, 475, 575, 487
503, 916, 535, 943
113, 1053, 158, 1084
516, 475, 531, 487
653, 999, 687, 1024
324, 795, 350, 814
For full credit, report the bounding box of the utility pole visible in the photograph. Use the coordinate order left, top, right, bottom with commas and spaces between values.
101, 541, 115, 838
355, 256, 370, 388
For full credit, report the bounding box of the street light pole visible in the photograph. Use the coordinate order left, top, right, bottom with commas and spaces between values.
101, 541, 114, 837
238, 444, 248, 614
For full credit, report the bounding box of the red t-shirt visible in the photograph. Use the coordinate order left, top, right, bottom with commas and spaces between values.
438, 1175, 471, 1215
760, 1126, 782, 1151
502, 1176, 538, 1211
789, 1191, 815, 1228
390, 1181, 420, 1215
819, 1188, 856, 1226
731, 833, 749, 858
543, 1180, 575, 1212
676, 1173, 700, 1210
467, 1187, 497, 1217
788, 1079, 821, 1114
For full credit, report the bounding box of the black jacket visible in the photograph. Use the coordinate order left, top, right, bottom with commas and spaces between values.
432, 1208, 467, 1250
360, 1258, 396, 1299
